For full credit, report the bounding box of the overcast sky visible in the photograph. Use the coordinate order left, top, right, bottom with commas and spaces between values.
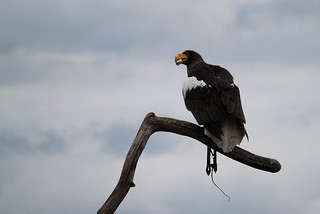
1, 0, 320, 213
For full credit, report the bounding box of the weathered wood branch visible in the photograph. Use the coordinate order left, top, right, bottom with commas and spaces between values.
97, 112, 281, 214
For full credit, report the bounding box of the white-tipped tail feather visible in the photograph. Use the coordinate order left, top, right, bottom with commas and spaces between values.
204, 117, 245, 153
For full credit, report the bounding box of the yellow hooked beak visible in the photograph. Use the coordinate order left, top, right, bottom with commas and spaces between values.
174, 52, 188, 65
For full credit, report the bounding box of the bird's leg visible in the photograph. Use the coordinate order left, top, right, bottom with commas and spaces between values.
206, 146, 211, 175
213, 149, 217, 173
206, 146, 217, 175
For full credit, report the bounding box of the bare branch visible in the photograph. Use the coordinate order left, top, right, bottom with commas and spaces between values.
97, 112, 281, 214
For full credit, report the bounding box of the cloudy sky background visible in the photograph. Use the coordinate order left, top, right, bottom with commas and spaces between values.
1, 0, 319, 213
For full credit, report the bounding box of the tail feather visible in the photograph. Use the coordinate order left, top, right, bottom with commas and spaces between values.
204, 117, 247, 153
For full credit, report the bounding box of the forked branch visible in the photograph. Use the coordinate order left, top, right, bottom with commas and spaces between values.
97, 112, 281, 214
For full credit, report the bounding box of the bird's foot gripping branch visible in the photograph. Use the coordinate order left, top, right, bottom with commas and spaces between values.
97, 112, 281, 214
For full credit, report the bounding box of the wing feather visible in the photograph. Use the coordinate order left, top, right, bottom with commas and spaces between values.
183, 73, 246, 126
184, 84, 228, 124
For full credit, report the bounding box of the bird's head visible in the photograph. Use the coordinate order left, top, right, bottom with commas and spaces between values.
174, 50, 203, 66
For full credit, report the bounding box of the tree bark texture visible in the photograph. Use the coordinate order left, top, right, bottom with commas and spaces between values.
97, 112, 281, 214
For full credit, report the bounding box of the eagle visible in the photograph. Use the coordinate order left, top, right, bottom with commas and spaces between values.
175, 50, 248, 175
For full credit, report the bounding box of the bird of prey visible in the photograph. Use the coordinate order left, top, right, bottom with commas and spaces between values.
175, 50, 248, 175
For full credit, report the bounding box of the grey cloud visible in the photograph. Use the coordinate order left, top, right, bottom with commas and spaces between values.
0, 0, 176, 52
1, 0, 319, 65
0, 131, 33, 155
93, 121, 180, 156
0, 49, 139, 86
0, 129, 67, 155
96, 122, 137, 155
223, 1, 320, 64
0, 0, 103, 51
